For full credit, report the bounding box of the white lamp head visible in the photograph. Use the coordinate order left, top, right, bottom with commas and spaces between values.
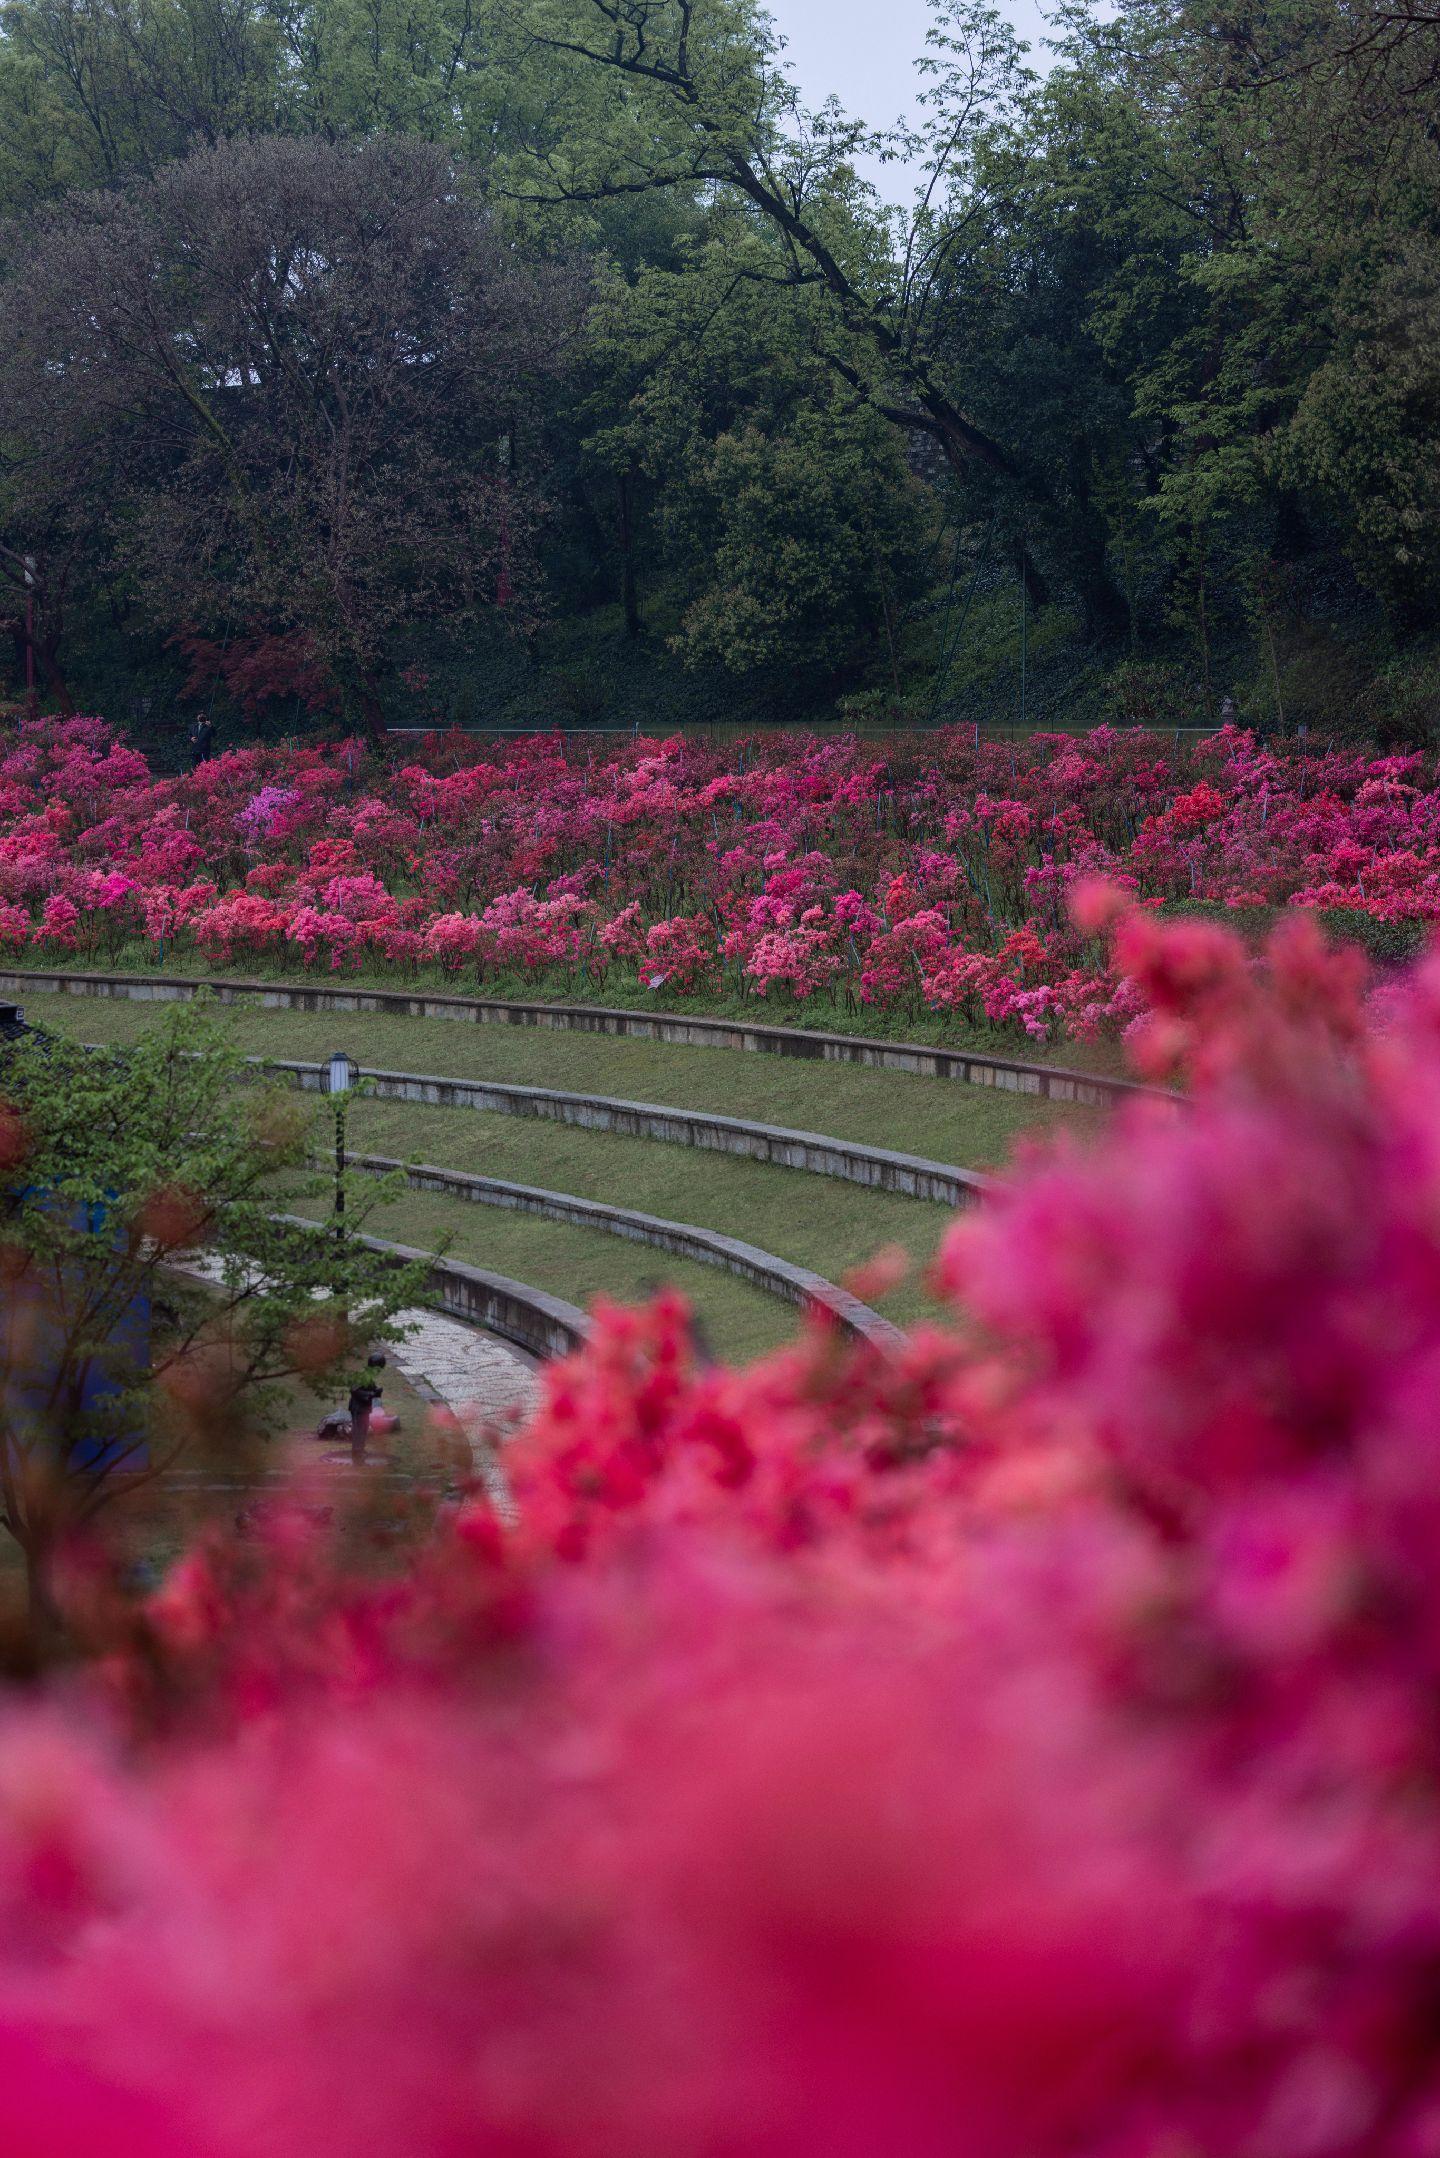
326, 1050, 358, 1097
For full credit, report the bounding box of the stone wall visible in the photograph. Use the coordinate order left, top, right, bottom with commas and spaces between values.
352, 1229, 589, 1361
0, 968, 1152, 1111
349, 1154, 903, 1351
272, 1056, 988, 1208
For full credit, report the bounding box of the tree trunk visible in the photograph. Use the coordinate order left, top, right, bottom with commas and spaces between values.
1014, 535, 1049, 618
1272, 488, 1310, 565
356, 682, 386, 739
24, 1534, 63, 1659
617, 469, 641, 640
930, 422, 1049, 611
1069, 452, 1133, 644
35, 634, 74, 716
877, 568, 903, 708
1076, 543, 1133, 644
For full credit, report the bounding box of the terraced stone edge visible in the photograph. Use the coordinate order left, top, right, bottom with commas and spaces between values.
0, 967, 1153, 1110
347, 1154, 905, 1352
269, 1215, 590, 1362
267, 1056, 991, 1208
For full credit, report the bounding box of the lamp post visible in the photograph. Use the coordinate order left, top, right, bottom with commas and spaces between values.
325, 1051, 358, 1229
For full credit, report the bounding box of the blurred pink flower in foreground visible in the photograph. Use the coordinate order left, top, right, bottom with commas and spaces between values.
3, 909, 1440, 2153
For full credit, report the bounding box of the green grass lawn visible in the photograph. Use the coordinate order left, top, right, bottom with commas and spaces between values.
16, 989, 1096, 1168
345, 1095, 956, 1327
295, 1181, 800, 1362
16, 986, 1098, 1358
5, 948, 1133, 1074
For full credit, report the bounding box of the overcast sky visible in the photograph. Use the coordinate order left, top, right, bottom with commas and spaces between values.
765, 0, 1057, 198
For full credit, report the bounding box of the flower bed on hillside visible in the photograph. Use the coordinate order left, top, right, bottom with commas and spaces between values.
3, 910, 1440, 2156
2, 713, 1435, 1044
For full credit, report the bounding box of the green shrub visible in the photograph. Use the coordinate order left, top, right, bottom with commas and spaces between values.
1159, 898, 1427, 966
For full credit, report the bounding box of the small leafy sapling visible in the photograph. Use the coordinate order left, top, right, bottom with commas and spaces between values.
0, 1002, 425, 1637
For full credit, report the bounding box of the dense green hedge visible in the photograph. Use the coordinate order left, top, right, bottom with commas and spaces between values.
1160, 900, 1428, 966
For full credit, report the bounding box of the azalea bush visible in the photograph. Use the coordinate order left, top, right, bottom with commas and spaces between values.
1, 908, 1440, 2154
3, 711, 1439, 1044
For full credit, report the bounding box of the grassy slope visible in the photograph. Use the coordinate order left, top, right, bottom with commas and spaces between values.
20, 988, 1097, 1358
305, 1185, 799, 1364
346, 1096, 956, 1329
7, 950, 1131, 1076
16, 992, 1091, 1166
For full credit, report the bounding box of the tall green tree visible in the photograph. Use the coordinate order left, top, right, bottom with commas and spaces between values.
2, 0, 1435, 724
578, 236, 932, 676
0, 0, 283, 202
510, 0, 1056, 604
1044, 0, 1440, 641
0, 134, 585, 726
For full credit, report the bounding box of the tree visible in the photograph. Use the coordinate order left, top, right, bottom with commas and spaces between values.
0, 0, 283, 206
1044, 0, 1440, 644
3, 0, 1433, 723
875, 0, 1440, 677
567, 231, 932, 679
0, 520, 88, 713
0, 0, 666, 223
510, 0, 1055, 605
0, 1001, 426, 1633
0, 134, 586, 726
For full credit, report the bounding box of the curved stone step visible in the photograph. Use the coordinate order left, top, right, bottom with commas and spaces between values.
346, 1154, 904, 1351
0, 966, 1154, 1110
267, 1055, 991, 1208
267, 1216, 591, 1362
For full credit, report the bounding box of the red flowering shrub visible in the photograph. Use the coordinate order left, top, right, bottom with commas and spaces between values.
6, 710, 1440, 1041
38, 893, 79, 948
643, 911, 716, 992
421, 908, 483, 972
192, 892, 288, 966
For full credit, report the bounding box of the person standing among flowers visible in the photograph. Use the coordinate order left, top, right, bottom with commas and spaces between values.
187, 712, 214, 770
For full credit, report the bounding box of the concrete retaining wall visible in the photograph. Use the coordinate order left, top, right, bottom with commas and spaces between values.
392, 1243, 587, 1364
297, 1219, 589, 1361
350, 1152, 903, 1351
0, 967, 1151, 1111
268, 1056, 988, 1209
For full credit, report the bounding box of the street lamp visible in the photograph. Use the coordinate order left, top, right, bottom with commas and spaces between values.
325, 1051, 358, 1227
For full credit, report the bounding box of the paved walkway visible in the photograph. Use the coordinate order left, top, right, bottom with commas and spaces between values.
174, 1257, 542, 1500
390, 1306, 540, 1431
389, 1309, 540, 1515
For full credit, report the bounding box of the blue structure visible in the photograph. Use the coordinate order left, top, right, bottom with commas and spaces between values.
2, 1005, 151, 1472
3, 1202, 153, 1475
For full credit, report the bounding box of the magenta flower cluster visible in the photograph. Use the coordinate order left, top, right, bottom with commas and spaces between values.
1, 713, 1434, 1041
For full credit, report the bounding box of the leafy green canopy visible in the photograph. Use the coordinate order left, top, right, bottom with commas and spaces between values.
0, 0, 1436, 726
0, 1001, 424, 1602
